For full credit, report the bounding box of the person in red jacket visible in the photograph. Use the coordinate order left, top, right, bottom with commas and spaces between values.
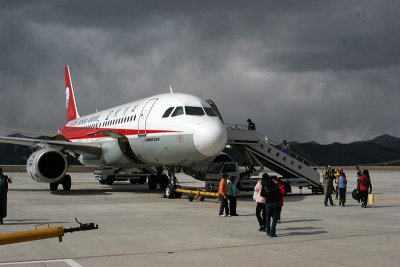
218, 173, 229, 216
276, 178, 286, 223
358, 169, 372, 208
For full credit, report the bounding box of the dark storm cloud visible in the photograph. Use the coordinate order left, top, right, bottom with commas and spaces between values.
1, 0, 400, 143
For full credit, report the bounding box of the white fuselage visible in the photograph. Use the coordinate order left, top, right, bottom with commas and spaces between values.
60, 93, 227, 167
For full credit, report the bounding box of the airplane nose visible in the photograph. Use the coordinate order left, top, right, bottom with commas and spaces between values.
193, 120, 227, 157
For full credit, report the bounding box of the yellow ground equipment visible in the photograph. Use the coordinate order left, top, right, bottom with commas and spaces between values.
0, 218, 98, 246
175, 187, 219, 202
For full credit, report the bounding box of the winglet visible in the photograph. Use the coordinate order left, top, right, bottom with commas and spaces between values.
65, 65, 80, 122
170, 85, 174, 94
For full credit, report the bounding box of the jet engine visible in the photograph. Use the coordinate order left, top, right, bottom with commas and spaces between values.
183, 152, 234, 181
26, 148, 68, 183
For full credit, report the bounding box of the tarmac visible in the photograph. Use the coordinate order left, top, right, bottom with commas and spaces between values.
0, 170, 399, 267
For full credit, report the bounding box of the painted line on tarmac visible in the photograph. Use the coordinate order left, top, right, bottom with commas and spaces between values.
0, 259, 82, 267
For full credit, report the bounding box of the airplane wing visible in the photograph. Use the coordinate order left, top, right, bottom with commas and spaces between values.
0, 136, 102, 157
0, 126, 62, 138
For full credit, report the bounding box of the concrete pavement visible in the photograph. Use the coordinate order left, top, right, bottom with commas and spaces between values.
0, 170, 399, 266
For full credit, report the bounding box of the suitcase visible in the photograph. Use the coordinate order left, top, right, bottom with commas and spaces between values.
368, 193, 374, 205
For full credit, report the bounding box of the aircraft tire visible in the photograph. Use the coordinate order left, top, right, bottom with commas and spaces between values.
62, 175, 72, 191
148, 175, 158, 190
205, 183, 213, 192
175, 185, 182, 198
99, 180, 107, 185
158, 175, 169, 190
165, 184, 176, 199
50, 182, 59, 191
106, 175, 115, 185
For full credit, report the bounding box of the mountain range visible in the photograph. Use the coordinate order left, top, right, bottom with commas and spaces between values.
290, 134, 400, 166
1, 133, 400, 166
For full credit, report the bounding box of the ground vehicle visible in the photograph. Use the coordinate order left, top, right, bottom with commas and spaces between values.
94, 167, 148, 185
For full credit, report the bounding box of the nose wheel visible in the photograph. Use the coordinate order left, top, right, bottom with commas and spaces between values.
164, 166, 182, 199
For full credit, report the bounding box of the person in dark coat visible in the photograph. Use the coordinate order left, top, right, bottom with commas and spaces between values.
261, 173, 282, 238
275, 177, 286, 223
247, 119, 256, 130
323, 166, 335, 206
0, 167, 11, 224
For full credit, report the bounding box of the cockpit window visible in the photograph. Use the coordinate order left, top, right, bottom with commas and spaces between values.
171, 106, 184, 117
162, 107, 174, 118
204, 107, 217, 117
185, 106, 205, 116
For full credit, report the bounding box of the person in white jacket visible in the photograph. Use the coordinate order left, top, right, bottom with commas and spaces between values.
254, 177, 266, 231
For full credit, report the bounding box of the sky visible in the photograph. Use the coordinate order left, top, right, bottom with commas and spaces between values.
1, 0, 400, 144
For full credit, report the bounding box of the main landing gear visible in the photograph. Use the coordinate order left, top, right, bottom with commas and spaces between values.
49, 174, 72, 191
147, 167, 169, 190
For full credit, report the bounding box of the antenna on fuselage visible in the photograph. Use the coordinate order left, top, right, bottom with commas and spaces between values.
170, 85, 174, 94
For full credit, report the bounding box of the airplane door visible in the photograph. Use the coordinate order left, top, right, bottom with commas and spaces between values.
138, 98, 158, 136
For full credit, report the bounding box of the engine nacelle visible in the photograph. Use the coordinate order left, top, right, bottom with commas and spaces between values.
26, 148, 68, 183
183, 152, 234, 181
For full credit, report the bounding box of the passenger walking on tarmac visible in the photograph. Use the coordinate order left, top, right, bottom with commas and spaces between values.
0, 167, 12, 225
355, 166, 362, 203
275, 177, 286, 223
254, 177, 266, 231
218, 173, 229, 217
247, 119, 256, 131
281, 140, 290, 155
356, 166, 362, 179
334, 169, 340, 200
359, 169, 372, 208
337, 168, 347, 207
323, 166, 335, 206
227, 176, 239, 216
261, 173, 282, 238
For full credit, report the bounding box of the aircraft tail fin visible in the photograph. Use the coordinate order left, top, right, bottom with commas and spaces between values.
65, 65, 80, 122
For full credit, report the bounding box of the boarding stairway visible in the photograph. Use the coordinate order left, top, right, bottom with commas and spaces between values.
226, 125, 322, 191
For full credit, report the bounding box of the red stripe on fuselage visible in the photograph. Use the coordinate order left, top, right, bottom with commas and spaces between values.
59, 126, 181, 140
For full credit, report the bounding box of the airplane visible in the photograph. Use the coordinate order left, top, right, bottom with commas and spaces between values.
0, 66, 228, 192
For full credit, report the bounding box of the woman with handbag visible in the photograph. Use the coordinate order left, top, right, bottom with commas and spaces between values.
254, 177, 266, 231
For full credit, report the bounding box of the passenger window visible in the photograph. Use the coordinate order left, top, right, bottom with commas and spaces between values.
162, 107, 174, 118
204, 107, 217, 117
185, 106, 205, 116
171, 106, 184, 117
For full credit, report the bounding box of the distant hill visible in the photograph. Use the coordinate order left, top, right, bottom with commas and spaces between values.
290, 134, 400, 166
0, 134, 32, 165
1, 133, 400, 167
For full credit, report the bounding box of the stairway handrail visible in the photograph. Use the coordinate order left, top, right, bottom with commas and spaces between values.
224, 124, 318, 168
256, 135, 318, 168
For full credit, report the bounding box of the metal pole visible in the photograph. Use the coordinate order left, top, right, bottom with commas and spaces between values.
0, 227, 64, 245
